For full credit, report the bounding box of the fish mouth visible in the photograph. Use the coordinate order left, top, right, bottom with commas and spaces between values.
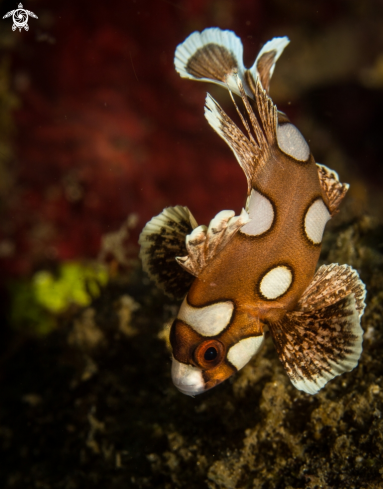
171, 356, 205, 397
173, 382, 205, 397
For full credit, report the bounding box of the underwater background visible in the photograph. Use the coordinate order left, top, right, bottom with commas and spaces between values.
1, 0, 383, 487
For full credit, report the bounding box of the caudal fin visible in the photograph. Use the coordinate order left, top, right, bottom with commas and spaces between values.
174, 28, 248, 96
174, 28, 289, 97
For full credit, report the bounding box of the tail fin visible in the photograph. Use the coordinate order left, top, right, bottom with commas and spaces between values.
248, 37, 290, 94
174, 28, 249, 96
174, 28, 289, 97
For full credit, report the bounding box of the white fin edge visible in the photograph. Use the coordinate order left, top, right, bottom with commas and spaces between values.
138, 206, 198, 297
289, 296, 363, 395
249, 36, 290, 82
298, 263, 367, 318
174, 28, 250, 96
292, 327, 363, 396
139, 205, 198, 260
316, 163, 340, 183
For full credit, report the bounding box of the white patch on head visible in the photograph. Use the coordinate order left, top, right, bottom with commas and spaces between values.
304, 199, 331, 244
227, 335, 264, 370
260, 266, 292, 300
171, 357, 205, 396
178, 297, 234, 336
241, 189, 274, 236
277, 123, 310, 162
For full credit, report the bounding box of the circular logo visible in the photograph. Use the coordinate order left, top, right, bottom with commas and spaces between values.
12, 9, 29, 31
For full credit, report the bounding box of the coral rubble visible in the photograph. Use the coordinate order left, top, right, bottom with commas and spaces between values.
1, 216, 383, 488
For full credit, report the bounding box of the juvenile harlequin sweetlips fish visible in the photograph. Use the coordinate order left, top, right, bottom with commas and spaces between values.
139, 28, 366, 396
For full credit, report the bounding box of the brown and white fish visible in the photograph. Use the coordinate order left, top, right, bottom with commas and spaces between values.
139, 28, 366, 396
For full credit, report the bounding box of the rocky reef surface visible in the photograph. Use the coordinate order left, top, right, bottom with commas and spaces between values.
1, 214, 383, 489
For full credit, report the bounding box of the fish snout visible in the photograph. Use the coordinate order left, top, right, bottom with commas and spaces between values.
171, 357, 205, 396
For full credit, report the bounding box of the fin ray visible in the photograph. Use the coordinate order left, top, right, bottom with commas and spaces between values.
175, 28, 289, 97
176, 209, 249, 276
269, 295, 363, 395
297, 263, 366, 317
248, 37, 290, 93
204, 79, 277, 193
204, 93, 259, 192
269, 263, 366, 394
174, 28, 249, 96
317, 164, 349, 215
139, 206, 197, 298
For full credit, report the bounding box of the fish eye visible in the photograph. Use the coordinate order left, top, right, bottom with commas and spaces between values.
204, 347, 217, 361
194, 339, 225, 369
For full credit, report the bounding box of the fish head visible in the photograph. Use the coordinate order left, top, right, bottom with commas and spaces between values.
170, 318, 236, 396
169, 297, 264, 396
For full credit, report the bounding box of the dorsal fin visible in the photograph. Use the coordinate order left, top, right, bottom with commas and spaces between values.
204, 78, 277, 193
176, 209, 249, 277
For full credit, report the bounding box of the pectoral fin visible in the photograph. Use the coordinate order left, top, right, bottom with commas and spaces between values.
176, 208, 250, 277
268, 264, 366, 394
139, 206, 198, 298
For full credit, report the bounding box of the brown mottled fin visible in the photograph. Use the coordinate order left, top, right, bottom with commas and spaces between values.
176, 209, 249, 277
248, 37, 290, 94
298, 263, 366, 316
268, 264, 366, 394
138, 206, 198, 298
317, 164, 349, 215
174, 28, 250, 96
204, 79, 277, 193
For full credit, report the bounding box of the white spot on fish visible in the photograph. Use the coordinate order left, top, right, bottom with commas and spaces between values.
259, 266, 292, 299
241, 189, 274, 236
304, 198, 331, 244
227, 335, 264, 370
177, 297, 234, 336
277, 123, 310, 161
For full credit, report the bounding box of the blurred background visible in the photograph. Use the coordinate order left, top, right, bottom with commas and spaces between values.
0, 0, 383, 355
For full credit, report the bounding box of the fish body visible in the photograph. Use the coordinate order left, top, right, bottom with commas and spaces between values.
139, 28, 366, 396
